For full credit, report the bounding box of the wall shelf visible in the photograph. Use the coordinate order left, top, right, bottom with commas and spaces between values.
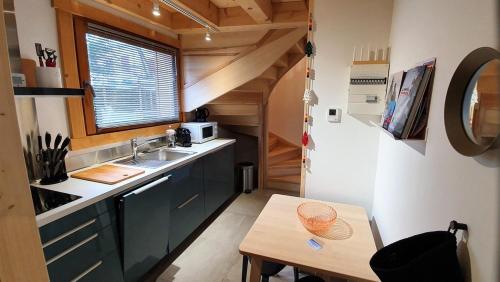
14, 87, 84, 97
369, 120, 427, 141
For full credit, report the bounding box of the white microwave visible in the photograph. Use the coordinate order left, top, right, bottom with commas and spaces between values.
181, 122, 218, 143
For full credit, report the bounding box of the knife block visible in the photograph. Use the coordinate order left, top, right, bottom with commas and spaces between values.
39, 151, 68, 185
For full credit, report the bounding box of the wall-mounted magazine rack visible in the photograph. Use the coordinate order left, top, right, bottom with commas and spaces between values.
374, 58, 436, 142
369, 120, 428, 141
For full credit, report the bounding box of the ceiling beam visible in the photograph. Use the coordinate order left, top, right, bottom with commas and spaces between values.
54, 0, 180, 39
90, 0, 174, 29
234, 0, 273, 23
173, 2, 307, 34
165, 0, 219, 28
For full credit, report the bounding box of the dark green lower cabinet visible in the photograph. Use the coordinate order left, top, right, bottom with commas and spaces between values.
40, 143, 236, 282
169, 191, 205, 250
40, 199, 123, 282
78, 252, 124, 282
203, 145, 235, 216
168, 144, 235, 251
168, 160, 205, 251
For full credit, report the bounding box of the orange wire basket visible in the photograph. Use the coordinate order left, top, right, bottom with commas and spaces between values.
297, 202, 337, 234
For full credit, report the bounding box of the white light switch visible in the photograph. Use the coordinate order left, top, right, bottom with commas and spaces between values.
327, 108, 341, 123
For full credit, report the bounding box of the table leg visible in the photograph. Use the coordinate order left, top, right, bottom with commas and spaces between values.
248, 256, 262, 282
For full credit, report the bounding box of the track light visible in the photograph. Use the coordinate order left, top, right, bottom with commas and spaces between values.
152, 1, 161, 17
205, 32, 212, 42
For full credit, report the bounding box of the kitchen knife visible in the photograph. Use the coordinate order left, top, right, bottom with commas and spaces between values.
53, 134, 62, 150
45, 132, 52, 161
45, 132, 51, 149
37, 135, 43, 152
52, 134, 62, 162
59, 150, 68, 161
43, 162, 51, 179
53, 160, 62, 176
37, 135, 43, 162
55, 148, 68, 163
60, 137, 70, 151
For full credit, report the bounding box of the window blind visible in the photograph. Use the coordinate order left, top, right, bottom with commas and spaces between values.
85, 24, 179, 130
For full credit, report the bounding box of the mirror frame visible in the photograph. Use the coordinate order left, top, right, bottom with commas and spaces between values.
445, 47, 500, 156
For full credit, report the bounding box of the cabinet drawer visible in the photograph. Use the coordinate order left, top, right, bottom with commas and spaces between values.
76, 251, 124, 282
169, 191, 205, 251
43, 211, 117, 261
40, 198, 115, 244
169, 160, 203, 210
46, 225, 118, 282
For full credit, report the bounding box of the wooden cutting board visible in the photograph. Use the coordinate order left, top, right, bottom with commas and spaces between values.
71, 164, 145, 184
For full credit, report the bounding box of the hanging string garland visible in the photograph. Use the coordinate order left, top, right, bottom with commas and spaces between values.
301, 131, 309, 147
302, 10, 315, 170
305, 41, 314, 57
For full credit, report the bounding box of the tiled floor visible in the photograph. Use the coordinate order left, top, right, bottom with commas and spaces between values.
157, 189, 299, 282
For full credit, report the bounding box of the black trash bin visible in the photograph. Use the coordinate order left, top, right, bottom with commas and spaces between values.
237, 162, 254, 193
370, 230, 463, 282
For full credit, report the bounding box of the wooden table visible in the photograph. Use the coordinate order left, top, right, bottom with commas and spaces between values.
239, 194, 379, 282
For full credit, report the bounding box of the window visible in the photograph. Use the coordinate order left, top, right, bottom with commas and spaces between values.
75, 19, 180, 134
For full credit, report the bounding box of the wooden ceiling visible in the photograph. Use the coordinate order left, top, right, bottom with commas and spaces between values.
211, 0, 305, 9
76, 0, 308, 35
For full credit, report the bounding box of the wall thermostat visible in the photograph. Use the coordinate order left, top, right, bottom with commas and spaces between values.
327, 108, 341, 123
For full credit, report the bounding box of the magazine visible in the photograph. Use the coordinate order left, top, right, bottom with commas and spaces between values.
382, 71, 405, 129
403, 59, 436, 138
388, 65, 426, 138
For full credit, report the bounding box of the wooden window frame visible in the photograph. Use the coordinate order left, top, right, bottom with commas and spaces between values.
54, 1, 184, 151
74, 17, 181, 135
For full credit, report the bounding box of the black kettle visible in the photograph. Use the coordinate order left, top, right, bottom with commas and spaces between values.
195, 107, 209, 122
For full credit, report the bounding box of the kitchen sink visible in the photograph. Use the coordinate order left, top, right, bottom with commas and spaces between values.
141, 149, 195, 161
114, 149, 195, 169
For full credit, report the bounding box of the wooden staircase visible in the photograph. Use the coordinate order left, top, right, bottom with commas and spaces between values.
207, 36, 305, 189
181, 28, 306, 190
182, 28, 307, 112
267, 133, 301, 192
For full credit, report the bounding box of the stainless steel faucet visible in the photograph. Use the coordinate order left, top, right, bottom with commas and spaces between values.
130, 138, 157, 160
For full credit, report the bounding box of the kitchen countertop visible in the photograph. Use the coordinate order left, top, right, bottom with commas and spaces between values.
33, 139, 236, 227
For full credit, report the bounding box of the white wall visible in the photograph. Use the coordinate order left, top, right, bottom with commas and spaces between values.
268, 58, 306, 146
15, 0, 69, 137
371, 0, 499, 281
305, 0, 393, 214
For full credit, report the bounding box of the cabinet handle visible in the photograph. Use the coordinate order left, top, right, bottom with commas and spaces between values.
177, 194, 199, 209
70, 260, 102, 282
42, 218, 96, 249
126, 174, 172, 196
46, 233, 98, 265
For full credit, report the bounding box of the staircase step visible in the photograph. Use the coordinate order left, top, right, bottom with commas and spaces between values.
206, 104, 259, 116
273, 54, 289, 68
268, 135, 279, 150
268, 164, 301, 177
268, 146, 301, 165
259, 67, 278, 81
209, 91, 262, 105
266, 180, 300, 192
235, 79, 270, 93
210, 115, 260, 126
279, 158, 302, 166
268, 175, 301, 184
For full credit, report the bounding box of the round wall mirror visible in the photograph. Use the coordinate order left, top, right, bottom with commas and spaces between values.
445, 47, 500, 156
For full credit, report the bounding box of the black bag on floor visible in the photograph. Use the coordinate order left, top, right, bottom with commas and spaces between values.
369, 227, 464, 282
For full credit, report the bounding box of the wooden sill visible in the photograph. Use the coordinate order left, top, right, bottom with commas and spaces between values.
70, 123, 180, 151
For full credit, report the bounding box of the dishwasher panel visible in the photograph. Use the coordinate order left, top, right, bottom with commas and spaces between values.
119, 174, 172, 282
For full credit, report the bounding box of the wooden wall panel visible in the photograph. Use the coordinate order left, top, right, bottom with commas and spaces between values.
56, 9, 87, 139
0, 4, 49, 281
